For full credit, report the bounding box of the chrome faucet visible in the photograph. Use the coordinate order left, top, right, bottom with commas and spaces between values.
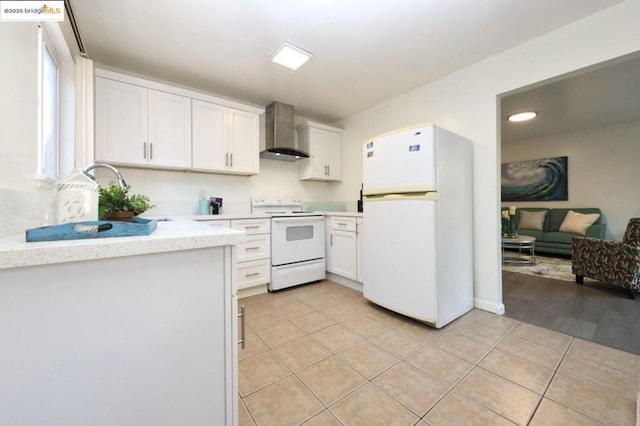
82, 163, 128, 189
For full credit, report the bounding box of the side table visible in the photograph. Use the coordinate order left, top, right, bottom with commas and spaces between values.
502, 235, 536, 266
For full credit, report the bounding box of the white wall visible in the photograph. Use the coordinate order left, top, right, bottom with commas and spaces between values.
334, 0, 640, 314
93, 159, 335, 216
502, 122, 640, 240
0, 22, 39, 191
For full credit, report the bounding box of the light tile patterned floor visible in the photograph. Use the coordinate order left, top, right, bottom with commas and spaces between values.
238, 281, 639, 426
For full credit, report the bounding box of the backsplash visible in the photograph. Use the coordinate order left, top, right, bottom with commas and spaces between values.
0, 188, 54, 238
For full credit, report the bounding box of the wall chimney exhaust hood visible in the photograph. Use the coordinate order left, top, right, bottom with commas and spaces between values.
261, 101, 309, 162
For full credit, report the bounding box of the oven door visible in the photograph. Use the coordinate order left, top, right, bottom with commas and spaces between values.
271, 216, 325, 266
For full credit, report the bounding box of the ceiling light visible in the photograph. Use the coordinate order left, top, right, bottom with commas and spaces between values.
270, 41, 313, 70
508, 111, 537, 122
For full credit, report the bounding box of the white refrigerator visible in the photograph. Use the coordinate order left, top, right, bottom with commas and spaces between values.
362, 123, 473, 328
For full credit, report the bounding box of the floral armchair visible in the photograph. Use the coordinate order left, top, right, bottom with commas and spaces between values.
572, 218, 640, 299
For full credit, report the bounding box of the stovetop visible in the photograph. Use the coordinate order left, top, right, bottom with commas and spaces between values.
268, 211, 322, 218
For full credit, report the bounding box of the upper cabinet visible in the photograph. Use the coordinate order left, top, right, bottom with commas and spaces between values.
94, 69, 262, 175
192, 100, 259, 175
297, 121, 343, 181
95, 78, 192, 169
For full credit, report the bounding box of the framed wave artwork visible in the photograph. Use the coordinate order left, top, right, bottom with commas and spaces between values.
501, 156, 568, 201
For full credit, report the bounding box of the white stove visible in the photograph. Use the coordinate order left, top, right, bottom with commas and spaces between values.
251, 196, 325, 291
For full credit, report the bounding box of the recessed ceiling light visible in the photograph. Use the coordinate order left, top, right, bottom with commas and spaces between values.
508, 111, 537, 122
270, 41, 313, 70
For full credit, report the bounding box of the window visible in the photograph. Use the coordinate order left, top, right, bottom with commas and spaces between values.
39, 27, 60, 179
37, 23, 75, 185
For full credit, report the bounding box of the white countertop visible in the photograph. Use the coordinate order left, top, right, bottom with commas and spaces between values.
176, 213, 271, 221
0, 219, 244, 270
321, 211, 363, 218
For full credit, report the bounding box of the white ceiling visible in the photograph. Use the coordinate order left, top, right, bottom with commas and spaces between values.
501, 53, 640, 144
72, 0, 624, 123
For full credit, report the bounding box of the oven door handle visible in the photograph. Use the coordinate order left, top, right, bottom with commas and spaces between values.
272, 217, 322, 224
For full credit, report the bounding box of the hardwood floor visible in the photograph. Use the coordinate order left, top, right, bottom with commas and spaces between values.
502, 270, 640, 355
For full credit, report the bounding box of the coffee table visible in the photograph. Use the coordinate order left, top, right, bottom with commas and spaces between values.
502, 235, 536, 266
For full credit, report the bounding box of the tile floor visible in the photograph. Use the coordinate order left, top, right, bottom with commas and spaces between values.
238, 281, 639, 426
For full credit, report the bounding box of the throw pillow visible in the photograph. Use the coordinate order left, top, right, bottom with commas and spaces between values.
518, 210, 547, 230
559, 210, 600, 235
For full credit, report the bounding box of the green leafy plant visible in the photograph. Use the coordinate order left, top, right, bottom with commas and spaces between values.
98, 181, 154, 219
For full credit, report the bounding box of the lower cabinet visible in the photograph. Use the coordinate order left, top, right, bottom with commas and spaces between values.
326, 216, 358, 281
198, 217, 271, 291
231, 218, 271, 290
0, 247, 238, 425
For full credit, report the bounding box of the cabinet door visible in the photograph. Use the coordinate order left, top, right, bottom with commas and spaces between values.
356, 218, 364, 282
324, 130, 342, 181
228, 109, 259, 175
328, 229, 357, 280
147, 89, 192, 168
95, 78, 148, 165
308, 127, 328, 179
192, 100, 228, 171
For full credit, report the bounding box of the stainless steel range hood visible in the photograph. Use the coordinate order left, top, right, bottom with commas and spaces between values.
261, 101, 309, 162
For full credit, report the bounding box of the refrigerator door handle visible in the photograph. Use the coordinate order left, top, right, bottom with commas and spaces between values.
364, 192, 437, 202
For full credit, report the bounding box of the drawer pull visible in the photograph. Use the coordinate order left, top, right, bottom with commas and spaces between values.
336, 222, 348, 226
245, 225, 260, 229
245, 272, 260, 277
245, 246, 260, 251
237, 305, 246, 349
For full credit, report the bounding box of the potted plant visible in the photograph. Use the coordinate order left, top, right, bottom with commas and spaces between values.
98, 181, 154, 222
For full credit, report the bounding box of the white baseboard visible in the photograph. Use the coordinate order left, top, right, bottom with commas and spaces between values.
474, 298, 505, 315
326, 273, 363, 293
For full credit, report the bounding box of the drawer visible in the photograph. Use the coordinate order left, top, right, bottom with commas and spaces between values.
330, 216, 356, 232
237, 258, 270, 289
236, 234, 270, 262
231, 218, 271, 235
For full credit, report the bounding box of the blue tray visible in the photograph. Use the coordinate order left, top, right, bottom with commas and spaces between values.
26, 217, 158, 242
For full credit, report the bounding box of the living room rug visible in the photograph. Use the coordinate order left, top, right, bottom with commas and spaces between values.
502, 254, 596, 282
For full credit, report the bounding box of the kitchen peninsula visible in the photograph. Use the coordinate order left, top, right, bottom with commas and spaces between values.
0, 220, 243, 425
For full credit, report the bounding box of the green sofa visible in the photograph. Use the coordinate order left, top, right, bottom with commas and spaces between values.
503, 207, 606, 256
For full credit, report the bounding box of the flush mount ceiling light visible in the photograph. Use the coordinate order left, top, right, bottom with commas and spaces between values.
270, 41, 313, 70
508, 111, 538, 122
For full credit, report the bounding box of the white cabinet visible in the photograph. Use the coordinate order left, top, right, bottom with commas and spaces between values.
0, 247, 238, 425
232, 218, 270, 289
95, 77, 192, 169
356, 218, 364, 282
200, 218, 271, 290
326, 216, 357, 280
297, 121, 343, 181
192, 100, 260, 175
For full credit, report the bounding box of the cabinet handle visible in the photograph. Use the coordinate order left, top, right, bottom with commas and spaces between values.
230, 152, 233, 167
245, 272, 260, 277
336, 222, 348, 226
324, 165, 328, 175
149, 143, 153, 160
330, 233, 333, 246
245, 225, 260, 229
327, 164, 330, 176
225, 153, 229, 166
237, 305, 246, 349
143, 142, 147, 159
245, 246, 260, 251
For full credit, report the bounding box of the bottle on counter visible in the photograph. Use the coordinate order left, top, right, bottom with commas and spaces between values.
198, 198, 210, 215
